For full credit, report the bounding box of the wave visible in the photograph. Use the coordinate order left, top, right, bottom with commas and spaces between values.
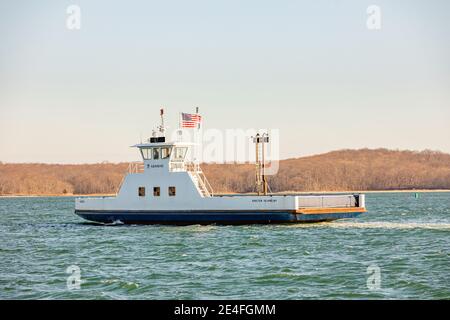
304, 221, 450, 230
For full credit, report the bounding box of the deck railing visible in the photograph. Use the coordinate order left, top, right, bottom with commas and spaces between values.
297, 194, 357, 208
115, 162, 144, 194
128, 162, 144, 174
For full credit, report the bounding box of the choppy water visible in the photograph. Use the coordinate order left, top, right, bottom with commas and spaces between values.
0, 193, 449, 299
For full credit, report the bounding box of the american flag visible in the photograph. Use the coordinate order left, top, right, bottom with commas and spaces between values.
181, 112, 202, 128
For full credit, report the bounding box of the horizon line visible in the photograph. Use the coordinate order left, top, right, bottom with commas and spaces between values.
1, 147, 448, 165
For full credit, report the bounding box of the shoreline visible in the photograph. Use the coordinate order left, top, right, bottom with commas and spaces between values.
1, 189, 450, 198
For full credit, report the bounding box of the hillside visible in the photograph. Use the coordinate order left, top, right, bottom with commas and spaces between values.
1, 149, 450, 195
0, 163, 129, 195
203, 149, 450, 193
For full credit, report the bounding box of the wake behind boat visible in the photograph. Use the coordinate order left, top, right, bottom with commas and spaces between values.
75, 110, 366, 225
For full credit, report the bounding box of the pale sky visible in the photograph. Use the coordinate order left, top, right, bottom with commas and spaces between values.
1, 0, 449, 163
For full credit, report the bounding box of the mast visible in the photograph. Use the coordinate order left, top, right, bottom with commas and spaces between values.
158, 108, 165, 136
191, 107, 201, 170
150, 108, 166, 143
252, 133, 269, 195
177, 112, 182, 141
261, 133, 268, 195
254, 134, 262, 195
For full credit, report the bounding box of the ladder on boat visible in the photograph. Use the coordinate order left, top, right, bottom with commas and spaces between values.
188, 165, 214, 197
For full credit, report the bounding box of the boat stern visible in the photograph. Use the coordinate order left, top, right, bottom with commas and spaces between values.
294, 193, 366, 222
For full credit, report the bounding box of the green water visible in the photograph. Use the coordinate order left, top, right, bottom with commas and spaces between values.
0, 193, 449, 299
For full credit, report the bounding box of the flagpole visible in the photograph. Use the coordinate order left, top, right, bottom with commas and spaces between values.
178, 112, 182, 142
195, 107, 200, 168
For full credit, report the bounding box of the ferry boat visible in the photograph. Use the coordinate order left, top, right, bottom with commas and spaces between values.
75, 110, 366, 225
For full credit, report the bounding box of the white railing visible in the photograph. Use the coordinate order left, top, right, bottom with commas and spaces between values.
128, 162, 144, 174
297, 195, 357, 208
169, 161, 185, 172
115, 162, 144, 195
194, 170, 214, 197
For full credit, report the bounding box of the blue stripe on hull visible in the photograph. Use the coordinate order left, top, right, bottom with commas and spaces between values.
75, 210, 364, 225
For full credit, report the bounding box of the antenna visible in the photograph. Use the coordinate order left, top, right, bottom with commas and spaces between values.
148, 108, 167, 143
158, 108, 165, 136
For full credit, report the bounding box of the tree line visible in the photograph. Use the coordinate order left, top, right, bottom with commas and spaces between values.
203, 149, 450, 193
1, 149, 449, 195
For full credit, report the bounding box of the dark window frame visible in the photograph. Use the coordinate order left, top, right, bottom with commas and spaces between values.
140, 148, 152, 160
153, 186, 160, 197
138, 187, 145, 197
161, 147, 172, 159
168, 186, 176, 196
153, 148, 160, 160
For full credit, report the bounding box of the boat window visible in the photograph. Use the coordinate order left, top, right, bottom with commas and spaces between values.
172, 147, 188, 161
161, 147, 171, 159
168, 186, 176, 196
153, 187, 160, 197
138, 187, 145, 197
153, 148, 160, 160
140, 148, 152, 160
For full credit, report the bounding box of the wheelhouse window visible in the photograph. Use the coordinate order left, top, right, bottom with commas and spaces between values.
172, 147, 188, 161
168, 186, 176, 196
138, 187, 145, 197
140, 148, 152, 160
153, 187, 160, 197
153, 148, 160, 160
161, 147, 171, 159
